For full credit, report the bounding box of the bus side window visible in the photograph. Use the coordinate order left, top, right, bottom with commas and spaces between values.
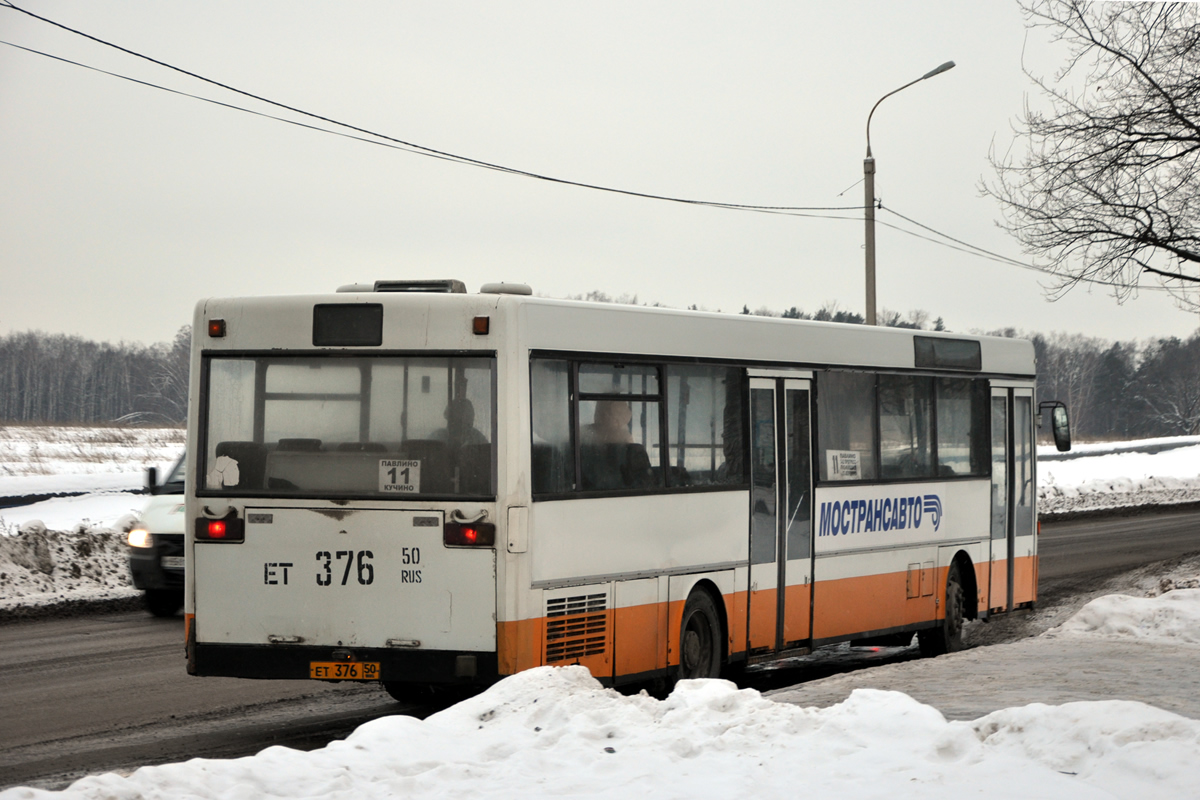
531, 359, 575, 494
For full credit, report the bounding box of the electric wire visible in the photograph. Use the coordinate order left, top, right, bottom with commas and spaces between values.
0, 2, 1190, 295
879, 206, 1176, 292
0, 1, 860, 216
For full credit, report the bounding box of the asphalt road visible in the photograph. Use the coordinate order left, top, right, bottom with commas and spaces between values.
2, 507, 1198, 791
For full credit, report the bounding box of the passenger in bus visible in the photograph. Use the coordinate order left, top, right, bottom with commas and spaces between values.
580, 401, 654, 489
583, 400, 634, 444
432, 398, 488, 449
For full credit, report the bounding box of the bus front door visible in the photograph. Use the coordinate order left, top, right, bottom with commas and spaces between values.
748, 377, 814, 653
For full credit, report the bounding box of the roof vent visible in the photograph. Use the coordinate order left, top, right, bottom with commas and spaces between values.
336, 283, 373, 293
372, 279, 467, 293
480, 282, 532, 296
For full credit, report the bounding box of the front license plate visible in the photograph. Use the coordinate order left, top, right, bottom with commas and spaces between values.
309, 661, 381, 680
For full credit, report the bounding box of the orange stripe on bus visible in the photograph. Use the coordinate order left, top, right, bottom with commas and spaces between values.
812, 569, 938, 640
498, 557, 1037, 679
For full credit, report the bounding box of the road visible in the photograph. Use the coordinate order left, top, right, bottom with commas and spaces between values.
2, 507, 1198, 791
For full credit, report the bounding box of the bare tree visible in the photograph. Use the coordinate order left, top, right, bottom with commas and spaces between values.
985, 1, 1200, 309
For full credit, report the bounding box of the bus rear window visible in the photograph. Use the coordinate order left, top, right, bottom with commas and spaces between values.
200, 355, 496, 498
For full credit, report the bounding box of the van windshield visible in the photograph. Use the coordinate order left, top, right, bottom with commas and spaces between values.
199, 354, 496, 499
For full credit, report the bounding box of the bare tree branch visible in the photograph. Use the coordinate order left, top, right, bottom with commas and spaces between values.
984, 0, 1200, 310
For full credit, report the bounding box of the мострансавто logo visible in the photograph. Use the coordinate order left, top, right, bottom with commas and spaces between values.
818, 494, 942, 536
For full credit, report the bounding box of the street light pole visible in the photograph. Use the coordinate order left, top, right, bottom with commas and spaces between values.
863, 60, 955, 326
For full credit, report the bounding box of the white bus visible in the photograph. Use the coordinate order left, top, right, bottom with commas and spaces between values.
184, 280, 1069, 698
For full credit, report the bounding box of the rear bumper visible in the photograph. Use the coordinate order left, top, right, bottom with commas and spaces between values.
188, 641, 499, 686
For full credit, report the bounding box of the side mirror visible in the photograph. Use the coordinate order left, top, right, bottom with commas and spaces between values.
1052, 406, 1071, 452
1039, 401, 1071, 452
146, 466, 159, 496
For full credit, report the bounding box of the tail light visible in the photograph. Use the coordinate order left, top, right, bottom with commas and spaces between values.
444, 521, 495, 547
195, 511, 244, 542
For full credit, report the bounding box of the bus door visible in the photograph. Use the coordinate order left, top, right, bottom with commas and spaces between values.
748, 376, 814, 652
989, 386, 1036, 612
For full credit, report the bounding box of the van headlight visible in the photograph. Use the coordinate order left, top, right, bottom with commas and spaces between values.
127, 528, 154, 548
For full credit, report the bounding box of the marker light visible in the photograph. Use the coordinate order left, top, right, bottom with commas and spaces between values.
472, 316, 490, 335
444, 521, 496, 547
208, 319, 227, 338
208, 520, 227, 538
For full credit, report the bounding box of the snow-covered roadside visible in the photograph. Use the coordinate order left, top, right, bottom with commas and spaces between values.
6, 588, 1200, 800
1037, 436, 1200, 516
0, 425, 184, 615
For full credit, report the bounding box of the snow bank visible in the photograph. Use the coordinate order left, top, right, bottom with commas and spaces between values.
0, 520, 139, 614
1049, 587, 1200, 645
4, 667, 1198, 800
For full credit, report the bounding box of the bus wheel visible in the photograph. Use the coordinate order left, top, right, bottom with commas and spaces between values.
918, 564, 965, 657
144, 589, 182, 618
678, 591, 722, 680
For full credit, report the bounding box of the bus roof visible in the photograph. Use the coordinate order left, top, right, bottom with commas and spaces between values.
194, 284, 1035, 377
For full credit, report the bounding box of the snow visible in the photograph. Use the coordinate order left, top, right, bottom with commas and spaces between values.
0, 425, 184, 611
4, 644, 1200, 800
1037, 436, 1200, 515
2, 427, 1200, 798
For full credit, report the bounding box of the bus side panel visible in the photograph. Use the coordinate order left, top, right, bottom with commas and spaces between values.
613, 578, 662, 677
529, 493, 746, 587
496, 615, 545, 676
811, 550, 937, 640
1013, 553, 1037, 606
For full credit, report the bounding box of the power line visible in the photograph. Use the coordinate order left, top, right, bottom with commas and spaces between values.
0, 1, 860, 216
878, 205, 1176, 293
1, 1, 1186, 297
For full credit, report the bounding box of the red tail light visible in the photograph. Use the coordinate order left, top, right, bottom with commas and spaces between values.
444, 522, 495, 547
195, 512, 244, 542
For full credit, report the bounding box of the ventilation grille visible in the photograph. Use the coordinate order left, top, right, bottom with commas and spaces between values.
545, 593, 608, 663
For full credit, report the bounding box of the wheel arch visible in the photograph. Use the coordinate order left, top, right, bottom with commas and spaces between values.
949, 550, 978, 622
677, 577, 729, 664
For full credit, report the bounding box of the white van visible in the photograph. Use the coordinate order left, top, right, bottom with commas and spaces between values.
127, 453, 186, 617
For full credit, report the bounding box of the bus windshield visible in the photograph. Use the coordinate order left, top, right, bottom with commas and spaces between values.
199, 354, 495, 499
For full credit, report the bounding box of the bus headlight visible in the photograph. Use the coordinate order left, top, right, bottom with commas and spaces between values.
127, 528, 154, 549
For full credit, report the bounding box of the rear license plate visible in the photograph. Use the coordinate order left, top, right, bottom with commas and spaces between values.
161, 556, 185, 570
309, 661, 380, 680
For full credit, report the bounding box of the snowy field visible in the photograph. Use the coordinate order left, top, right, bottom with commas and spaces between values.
3, 592, 1200, 799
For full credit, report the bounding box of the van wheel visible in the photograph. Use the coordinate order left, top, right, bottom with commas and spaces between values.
381, 681, 474, 708
144, 589, 183, 618
678, 591, 723, 680
918, 564, 965, 656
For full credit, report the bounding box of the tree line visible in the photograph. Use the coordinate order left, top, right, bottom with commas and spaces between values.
0, 318, 1196, 440
0, 327, 190, 425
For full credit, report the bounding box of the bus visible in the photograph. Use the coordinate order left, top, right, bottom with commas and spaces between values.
184, 279, 1069, 698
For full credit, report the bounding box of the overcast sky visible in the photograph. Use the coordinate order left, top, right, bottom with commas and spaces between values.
2, 1, 1198, 347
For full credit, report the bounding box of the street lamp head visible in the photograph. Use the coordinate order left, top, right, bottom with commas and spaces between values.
921, 60, 956, 80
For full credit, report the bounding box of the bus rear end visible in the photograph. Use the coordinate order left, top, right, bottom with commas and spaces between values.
185, 286, 501, 697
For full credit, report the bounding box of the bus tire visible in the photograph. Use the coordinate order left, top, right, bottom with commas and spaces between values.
678, 591, 723, 680
144, 589, 183, 618
918, 563, 965, 657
